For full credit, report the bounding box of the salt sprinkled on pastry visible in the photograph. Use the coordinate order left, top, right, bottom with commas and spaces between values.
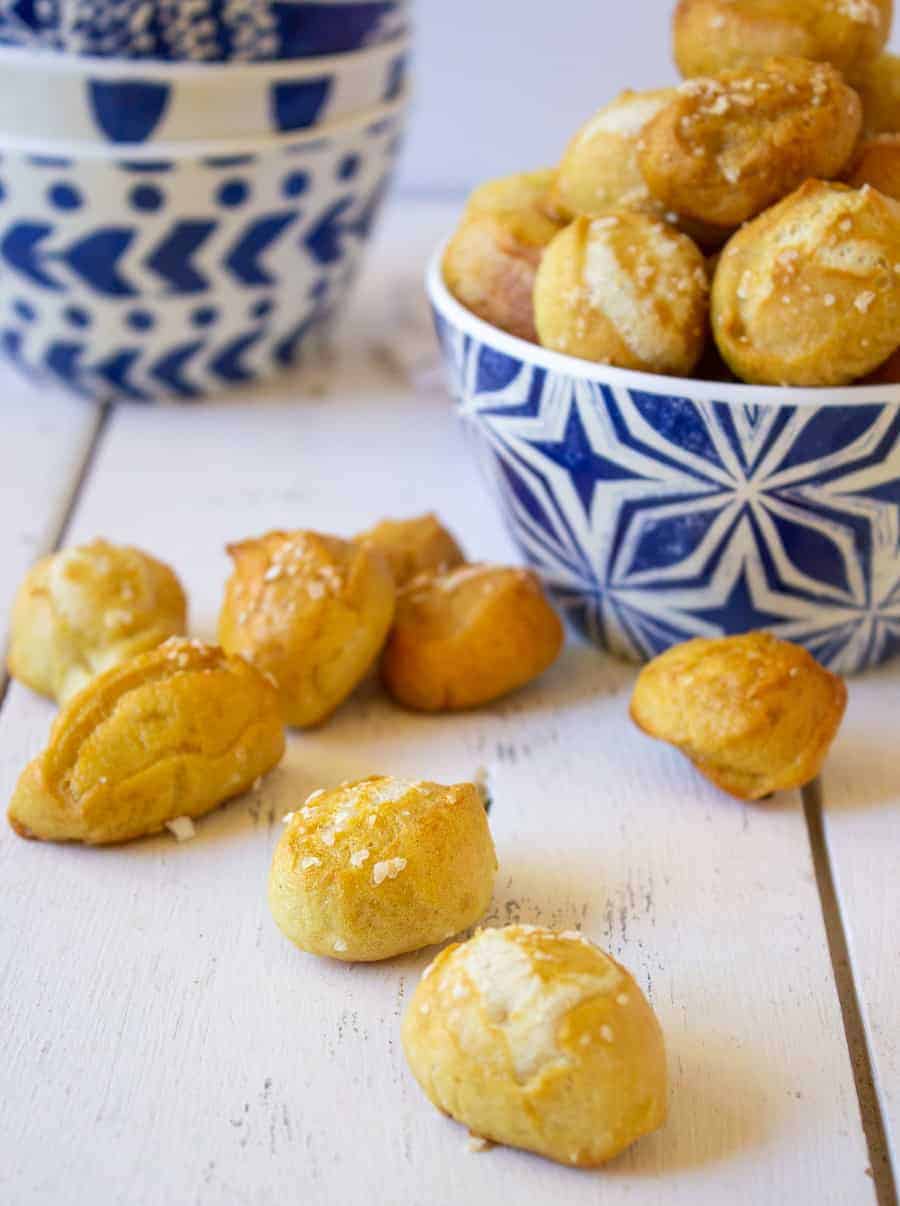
402, 925, 667, 1167
630, 631, 847, 800
268, 776, 497, 962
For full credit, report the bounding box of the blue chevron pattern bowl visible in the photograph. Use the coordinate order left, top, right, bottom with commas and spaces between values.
427, 251, 900, 676
0, 0, 409, 61
0, 39, 408, 144
0, 98, 406, 402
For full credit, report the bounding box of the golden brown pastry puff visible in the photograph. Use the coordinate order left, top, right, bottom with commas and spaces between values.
847, 133, 900, 198
630, 631, 847, 801
442, 171, 564, 342
269, 776, 497, 962
534, 212, 709, 374
712, 179, 900, 385
7, 539, 186, 705
402, 925, 667, 1167
381, 564, 563, 711
638, 58, 861, 231
672, 0, 892, 80
8, 638, 285, 845
853, 52, 900, 134
218, 529, 395, 728
549, 88, 676, 221
356, 513, 465, 588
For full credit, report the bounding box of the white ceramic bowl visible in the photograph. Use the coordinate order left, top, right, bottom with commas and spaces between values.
0, 97, 407, 402
0, 38, 408, 144
427, 247, 900, 676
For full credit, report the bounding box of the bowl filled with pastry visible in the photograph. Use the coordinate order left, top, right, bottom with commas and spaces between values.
429, 2, 900, 676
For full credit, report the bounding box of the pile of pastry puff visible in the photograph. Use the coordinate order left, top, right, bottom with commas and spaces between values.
4, 525, 848, 1168
444, 0, 900, 387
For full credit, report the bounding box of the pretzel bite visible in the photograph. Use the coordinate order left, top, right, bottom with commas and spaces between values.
712, 179, 900, 385
381, 564, 563, 712
443, 171, 564, 341
269, 776, 497, 962
7, 639, 285, 845
534, 212, 709, 373
854, 52, 900, 134
673, 0, 892, 80
631, 632, 847, 801
848, 133, 900, 198
356, 513, 465, 588
638, 58, 862, 231
402, 925, 667, 1167
7, 539, 186, 705
218, 530, 395, 728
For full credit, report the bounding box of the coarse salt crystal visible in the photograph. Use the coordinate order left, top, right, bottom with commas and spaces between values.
854, 291, 876, 313
165, 816, 195, 842
616, 993, 630, 1007
824, 294, 836, 307
467, 1135, 493, 1153
321, 829, 336, 848
301, 856, 321, 870
419, 1003, 430, 1015
263, 565, 283, 582
373, 857, 407, 885
333, 938, 348, 953
600, 1025, 615, 1043
282, 811, 295, 824
349, 848, 370, 868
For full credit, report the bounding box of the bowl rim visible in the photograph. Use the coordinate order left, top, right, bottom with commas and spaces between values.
0, 35, 409, 82
426, 238, 900, 409
0, 92, 408, 159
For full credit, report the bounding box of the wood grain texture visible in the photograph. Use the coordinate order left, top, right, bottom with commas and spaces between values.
0, 378, 101, 660
0, 201, 878, 1205
820, 665, 900, 1170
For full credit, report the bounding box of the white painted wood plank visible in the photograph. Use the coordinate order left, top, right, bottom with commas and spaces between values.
0, 372, 100, 652
821, 665, 900, 1169
0, 201, 873, 1205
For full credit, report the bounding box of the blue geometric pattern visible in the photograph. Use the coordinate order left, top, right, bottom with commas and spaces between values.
434, 315, 900, 676
0, 109, 404, 402
0, 0, 408, 59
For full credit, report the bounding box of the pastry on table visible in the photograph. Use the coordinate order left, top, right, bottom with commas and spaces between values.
853, 52, 900, 135
269, 775, 496, 962
218, 529, 395, 727
7, 538, 187, 704
672, 0, 892, 80
7, 638, 285, 844
356, 513, 465, 588
847, 133, 900, 199
534, 211, 709, 374
638, 58, 861, 231
630, 631, 847, 801
711, 179, 900, 386
381, 563, 563, 711
442, 170, 564, 342
402, 925, 667, 1166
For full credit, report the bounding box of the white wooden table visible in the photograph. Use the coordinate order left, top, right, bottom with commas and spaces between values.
0, 199, 897, 1206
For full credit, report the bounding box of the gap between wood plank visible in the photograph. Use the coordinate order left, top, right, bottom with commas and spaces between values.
803, 778, 899, 1206
0, 403, 113, 717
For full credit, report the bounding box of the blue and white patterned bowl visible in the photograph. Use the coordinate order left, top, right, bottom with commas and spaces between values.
0, 0, 409, 61
0, 39, 408, 144
427, 248, 900, 676
0, 97, 406, 403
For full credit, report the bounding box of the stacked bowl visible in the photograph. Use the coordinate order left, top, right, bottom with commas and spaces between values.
0, 1, 410, 402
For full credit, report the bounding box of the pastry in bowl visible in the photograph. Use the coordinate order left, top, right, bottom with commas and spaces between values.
442, 170, 564, 342
356, 513, 465, 588
218, 529, 396, 728
269, 775, 497, 962
534, 211, 709, 373
630, 631, 847, 800
381, 564, 563, 711
7, 538, 186, 704
712, 179, 900, 385
672, 0, 892, 80
402, 925, 667, 1166
8, 639, 285, 844
638, 58, 861, 231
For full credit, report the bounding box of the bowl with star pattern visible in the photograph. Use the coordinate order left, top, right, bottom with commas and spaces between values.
427, 247, 900, 676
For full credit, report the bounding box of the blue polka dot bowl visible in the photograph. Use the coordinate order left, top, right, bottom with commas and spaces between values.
427, 248, 900, 676
0, 96, 406, 402
0, 39, 408, 144
0, 0, 409, 62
